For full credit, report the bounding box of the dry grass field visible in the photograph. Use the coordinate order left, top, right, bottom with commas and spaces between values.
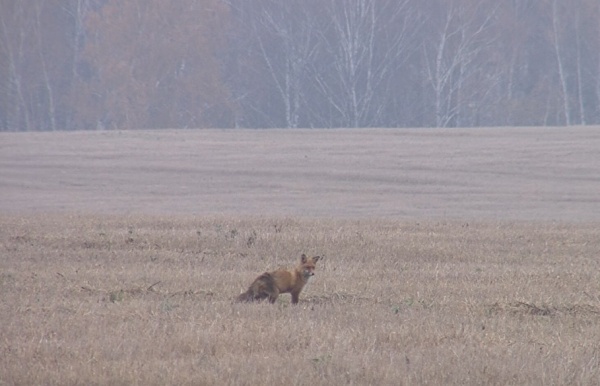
2, 215, 600, 385
1, 127, 600, 385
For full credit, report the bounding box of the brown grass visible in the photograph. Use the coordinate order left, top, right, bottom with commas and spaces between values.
2, 127, 599, 383
2, 214, 600, 385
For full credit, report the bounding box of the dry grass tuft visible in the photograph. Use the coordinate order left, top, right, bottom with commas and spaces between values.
2, 214, 600, 385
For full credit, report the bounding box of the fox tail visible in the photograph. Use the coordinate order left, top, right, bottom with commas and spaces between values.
236, 290, 254, 303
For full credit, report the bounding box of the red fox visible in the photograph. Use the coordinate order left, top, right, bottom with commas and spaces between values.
237, 254, 321, 304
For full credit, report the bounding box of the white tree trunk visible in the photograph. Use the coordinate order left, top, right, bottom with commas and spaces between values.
551, 0, 572, 125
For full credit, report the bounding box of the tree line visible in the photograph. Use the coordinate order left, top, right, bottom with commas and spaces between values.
1, 0, 599, 131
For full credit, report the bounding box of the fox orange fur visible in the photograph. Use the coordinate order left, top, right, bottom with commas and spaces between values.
237, 254, 321, 304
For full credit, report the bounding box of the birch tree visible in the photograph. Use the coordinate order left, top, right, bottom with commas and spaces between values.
572, 0, 600, 124
0, 1, 32, 130
550, 0, 572, 125
247, 1, 320, 128
421, 0, 499, 127
312, 0, 418, 128
0, 0, 76, 131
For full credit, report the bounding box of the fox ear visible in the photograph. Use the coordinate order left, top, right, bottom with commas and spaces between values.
301, 253, 307, 263
313, 256, 321, 263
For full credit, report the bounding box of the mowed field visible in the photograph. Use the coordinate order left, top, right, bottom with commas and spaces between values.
1, 127, 599, 220
1, 127, 600, 385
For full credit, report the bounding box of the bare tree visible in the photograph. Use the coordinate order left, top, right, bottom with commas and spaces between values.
421, 0, 499, 127
0, 1, 34, 130
311, 0, 418, 128
249, 1, 320, 128
227, 0, 600, 128
0, 0, 87, 131
550, 0, 572, 125
34, 2, 57, 131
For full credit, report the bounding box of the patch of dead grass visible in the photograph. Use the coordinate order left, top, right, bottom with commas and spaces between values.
2, 214, 600, 384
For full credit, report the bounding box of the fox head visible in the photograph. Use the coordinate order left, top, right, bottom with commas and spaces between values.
300, 253, 320, 279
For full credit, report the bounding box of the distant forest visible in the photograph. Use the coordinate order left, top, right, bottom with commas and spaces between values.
1, 0, 600, 131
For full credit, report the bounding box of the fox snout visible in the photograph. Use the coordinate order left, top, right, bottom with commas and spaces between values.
303, 268, 315, 278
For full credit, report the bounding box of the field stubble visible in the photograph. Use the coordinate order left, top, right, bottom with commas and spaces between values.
2, 214, 600, 385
